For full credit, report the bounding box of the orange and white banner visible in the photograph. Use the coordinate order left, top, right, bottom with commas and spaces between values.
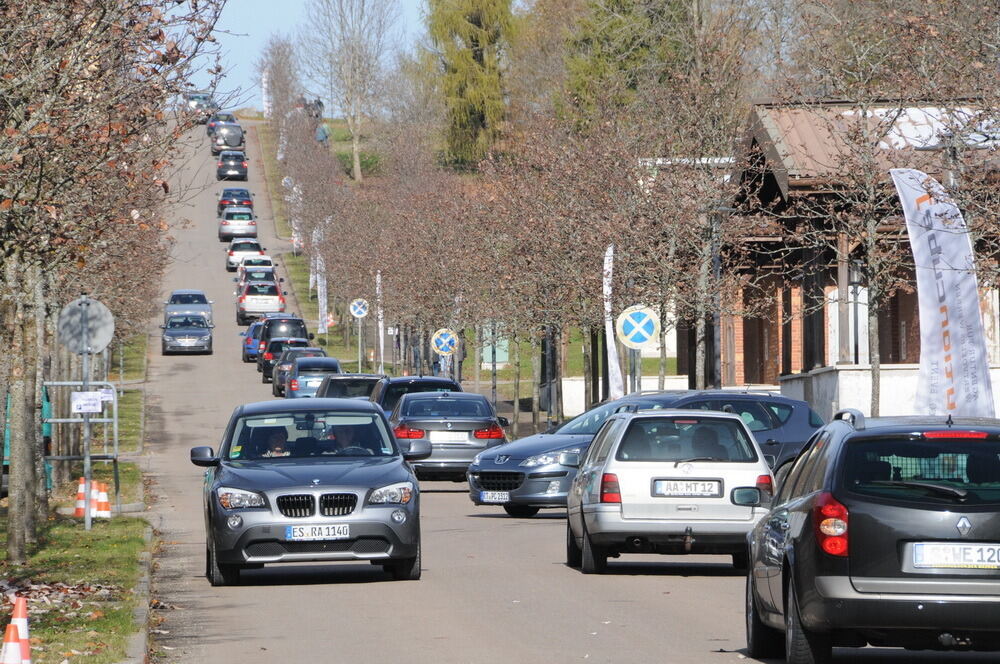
891, 168, 995, 416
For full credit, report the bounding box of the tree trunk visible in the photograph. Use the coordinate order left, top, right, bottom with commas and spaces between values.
33, 270, 50, 528
350, 121, 362, 182
531, 335, 541, 433
869, 304, 881, 416
582, 325, 593, 409
473, 326, 481, 393
556, 327, 565, 421
658, 300, 667, 389
7, 298, 29, 564
512, 334, 521, 439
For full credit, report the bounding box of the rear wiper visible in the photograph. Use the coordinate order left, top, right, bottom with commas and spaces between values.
674, 456, 715, 468
869, 480, 969, 500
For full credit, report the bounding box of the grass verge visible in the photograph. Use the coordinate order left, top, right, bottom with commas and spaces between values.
255, 124, 291, 239
106, 335, 147, 383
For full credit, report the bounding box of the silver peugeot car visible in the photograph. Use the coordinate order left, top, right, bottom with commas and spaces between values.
191, 399, 431, 586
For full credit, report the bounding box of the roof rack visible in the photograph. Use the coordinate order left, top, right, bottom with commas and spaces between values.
832, 408, 866, 430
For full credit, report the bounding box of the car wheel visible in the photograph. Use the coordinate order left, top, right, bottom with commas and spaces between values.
580, 524, 607, 574
503, 504, 540, 518
271, 382, 280, 397
262, 373, 271, 384
746, 571, 784, 658
388, 538, 421, 581
785, 578, 831, 664
241, 351, 249, 363
566, 522, 582, 568
732, 550, 750, 570
206, 538, 240, 587
236, 313, 243, 325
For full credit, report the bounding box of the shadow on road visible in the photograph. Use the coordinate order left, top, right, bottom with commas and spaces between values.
465, 512, 565, 520
237, 562, 407, 586
592, 560, 745, 577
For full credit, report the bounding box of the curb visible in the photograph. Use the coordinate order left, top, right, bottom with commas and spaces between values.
54, 503, 146, 516
120, 525, 154, 664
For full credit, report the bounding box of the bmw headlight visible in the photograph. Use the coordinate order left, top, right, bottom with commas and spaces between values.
369, 481, 413, 505
217, 487, 265, 509
519, 448, 581, 468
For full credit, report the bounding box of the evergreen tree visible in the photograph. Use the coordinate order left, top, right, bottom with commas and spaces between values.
427, 0, 514, 167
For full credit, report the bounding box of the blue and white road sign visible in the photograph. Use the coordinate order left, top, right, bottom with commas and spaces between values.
615, 305, 660, 350
431, 328, 459, 356
350, 298, 369, 319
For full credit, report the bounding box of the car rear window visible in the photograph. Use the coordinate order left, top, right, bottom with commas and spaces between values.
270, 339, 308, 351
232, 242, 259, 251
226, 212, 252, 221
841, 438, 1000, 506
244, 269, 272, 280
169, 293, 207, 304
403, 398, 491, 418
614, 416, 758, 463
300, 370, 341, 379
319, 379, 378, 398
245, 283, 278, 296
265, 320, 308, 339
383, 382, 459, 411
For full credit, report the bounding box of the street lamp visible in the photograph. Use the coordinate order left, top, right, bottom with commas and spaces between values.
848, 260, 863, 364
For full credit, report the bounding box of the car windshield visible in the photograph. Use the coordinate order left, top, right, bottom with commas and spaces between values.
226, 412, 396, 460
246, 283, 279, 296
403, 397, 491, 418
556, 400, 647, 436
320, 379, 378, 398
167, 316, 208, 329
614, 416, 758, 463
842, 438, 1000, 506
169, 293, 207, 305
383, 383, 457, 411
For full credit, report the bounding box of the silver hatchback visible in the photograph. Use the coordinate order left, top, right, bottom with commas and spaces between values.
566, 410, 774, 573
217, 206, 256, 241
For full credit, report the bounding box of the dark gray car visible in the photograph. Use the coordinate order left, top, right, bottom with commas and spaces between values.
191, 399, 431, 586
160, 314, 214, 355
746, 410, 1000, 662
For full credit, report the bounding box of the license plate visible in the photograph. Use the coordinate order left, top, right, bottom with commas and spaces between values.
652, 479, 722, 497
430, 430, 468, 443
285, 524, 350, 541
227, 169, 239, 174
306, 378, 322, 387
480, 491, 509, 503
913, 542, 1000, 569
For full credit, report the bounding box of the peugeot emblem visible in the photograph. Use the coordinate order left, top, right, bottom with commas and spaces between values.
956, 516, 972, 537
494, 455, 510, 464
311, 478, 321, 485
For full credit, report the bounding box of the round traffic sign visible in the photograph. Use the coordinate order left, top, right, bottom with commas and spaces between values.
349, 298, 369, 319
57, 296, 115, 354
431, 328, 458, 356
615, 305, 660, 350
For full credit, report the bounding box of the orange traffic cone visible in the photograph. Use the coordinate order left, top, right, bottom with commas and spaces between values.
73, 478, 87, 518
0, 624, 20, 664
96, 483, 111, 519
11, 596, 29, 664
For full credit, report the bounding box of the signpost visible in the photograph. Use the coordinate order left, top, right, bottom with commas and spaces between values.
57, 295, 115, 531
615, 305, 660, 394
431, 328, 458, 384
349, 298, 369, 370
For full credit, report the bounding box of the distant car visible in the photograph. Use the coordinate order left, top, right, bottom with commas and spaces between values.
285, 357, 344, 399
225, 237, 264, 272
206, 112, 237, 136
191, 398, 431, 585
566, 409, 773, 573
256, 316, 312, 369
234, 266, 280, 294
240, 321, 264, 363
236, 281, 286, 325
315, 374, 383, 399
163, 289, 213, 326
388, 392, 508, 481
272, 347, 328, 397
161, 314, 214, 355
210, 122, 245, 155
217, 206, 257, 241
183, 92, 217, 123
216, 150, 248, 181
236, 255, 274, 276
746, 410, 1000, 662
259, 337, 310, 383
217, 187, 254, 216
368, 376, 463, 413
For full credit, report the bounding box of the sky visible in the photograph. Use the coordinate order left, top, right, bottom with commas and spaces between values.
196, 0, 426, 110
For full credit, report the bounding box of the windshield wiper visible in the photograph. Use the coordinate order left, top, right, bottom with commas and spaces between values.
869, 480, 969, 500
674, 456, 716, 467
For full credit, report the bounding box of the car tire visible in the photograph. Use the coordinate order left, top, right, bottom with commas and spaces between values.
161, 346, 168, 356
566, 522, 582, 568
262, 373, 271, 384
746, 572, 784, 658
732, 550, 750, 570
236, 313, 244, 325
389, 538, 421, 581
785, 578, 831, 664
580, 524, 607, 574
241, 351, 249, 363
271, 382, 280, 397
503, 504, 540, 518
206, 539, 240, 587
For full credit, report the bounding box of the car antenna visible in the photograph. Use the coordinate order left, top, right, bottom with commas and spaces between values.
946, 413, 954, 427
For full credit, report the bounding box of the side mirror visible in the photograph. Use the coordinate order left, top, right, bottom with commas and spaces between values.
159, 324, 166, 329
308, 333, 315, 340
731, 487, 762, 507
279, 278, 285, 283
283, 291, 288, 296
190, 446, 219, 467
232, 278, 238, 282
209, 300, 214, 304
401, 438, 432, 461
209, 324, 216, 329
497, 416, 510, 427
559, 452, 581, 468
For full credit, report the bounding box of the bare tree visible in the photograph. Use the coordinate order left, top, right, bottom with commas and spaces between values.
298, 0, 399, 181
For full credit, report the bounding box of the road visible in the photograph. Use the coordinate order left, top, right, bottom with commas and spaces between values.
139, 126, 992, 663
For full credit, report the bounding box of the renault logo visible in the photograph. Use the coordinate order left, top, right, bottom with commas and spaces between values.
494, 456, 510, 464
956, 517, 972, 537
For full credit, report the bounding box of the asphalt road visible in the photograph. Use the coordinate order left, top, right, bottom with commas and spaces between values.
140, 126, 994, 663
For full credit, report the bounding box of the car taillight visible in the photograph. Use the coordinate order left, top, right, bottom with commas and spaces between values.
393, 425, 425, 439
756, 474, 773, 496
814, 492, 849, 557
238, 296, 246, 308
228, 250, 234, 256
217, 161, 223, 167
924, 430, 988, 439
259, 250, 265, 255
249, 220, 256, 225
221, 220, 230, 225
600, 473, 621, 503
289, 379, 299, 391
474, 423, 505, 439
258, 341, 266, 351
241, 161, 248, 167
263, 352, 273, 360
